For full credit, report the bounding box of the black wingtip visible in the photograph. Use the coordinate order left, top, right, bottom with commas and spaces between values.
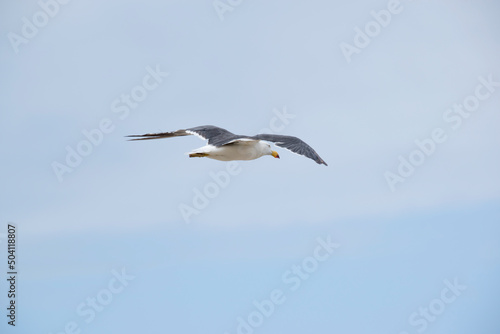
125, 134, 165, 141
316, 157, 328, 166
125, 135, 146, 141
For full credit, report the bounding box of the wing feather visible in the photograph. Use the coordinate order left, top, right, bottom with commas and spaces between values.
126, 125, 238, 146
252, 134, 327, 165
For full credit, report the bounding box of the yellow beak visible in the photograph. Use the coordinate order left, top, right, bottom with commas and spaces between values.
271, 151, 280, 159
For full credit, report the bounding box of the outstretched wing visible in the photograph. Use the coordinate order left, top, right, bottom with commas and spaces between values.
126, 129, 191, 141
252, 134, 328, 166
126, 125, 237, 146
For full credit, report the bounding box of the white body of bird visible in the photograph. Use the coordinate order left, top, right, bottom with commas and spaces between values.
187, 140, 276, 161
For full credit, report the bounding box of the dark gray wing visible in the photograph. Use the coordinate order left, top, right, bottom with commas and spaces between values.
252, 134, 328, 166
126, 125, 239, 146
126, 129, 191, 141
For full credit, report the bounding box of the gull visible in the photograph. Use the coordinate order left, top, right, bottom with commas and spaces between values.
127, 125, 327, 166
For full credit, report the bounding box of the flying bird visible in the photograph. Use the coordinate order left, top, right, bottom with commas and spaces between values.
127, 125, 327, 166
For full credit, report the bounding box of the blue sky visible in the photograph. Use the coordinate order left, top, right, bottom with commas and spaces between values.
1, 0, 499, 333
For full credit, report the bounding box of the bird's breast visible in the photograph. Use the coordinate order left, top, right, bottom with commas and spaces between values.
208, 143, 266, 161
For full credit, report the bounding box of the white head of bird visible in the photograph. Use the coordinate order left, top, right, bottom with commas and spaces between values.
264, 143, 280, 159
